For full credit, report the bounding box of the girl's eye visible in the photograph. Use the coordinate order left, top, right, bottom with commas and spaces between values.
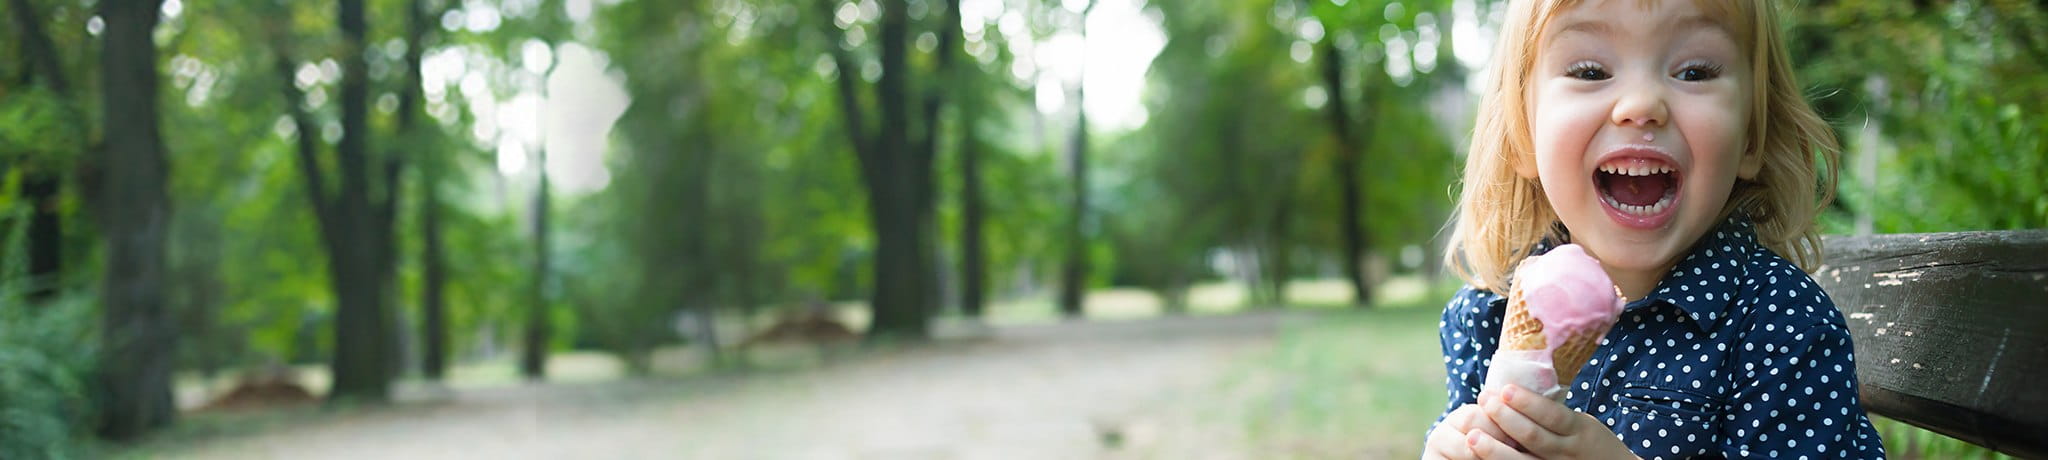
1674, 62, 1723, 82
1566, 61, 1610, 81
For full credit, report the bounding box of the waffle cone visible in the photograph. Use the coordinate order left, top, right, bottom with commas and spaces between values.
1549, 329, 1605, 381
1501, 285, 1610, 381
1500, 291, 1547, 351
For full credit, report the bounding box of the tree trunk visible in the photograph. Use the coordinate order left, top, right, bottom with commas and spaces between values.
864, 178, 928, 339
1057, 0, 1095, 319
327, 0, 393, 403
25, 175, 62, 299
1317, 37, 1372, 308
523, 145, 552, 379
958, 118, 985, 318
421, 179, 447, 379
927, 0, 980, 318
95, 0, 176, 440
864, 0, 931, 340
520, 40, 558, 378
1057, 99, 1089, 318
819, 0, 945, 340
401, 0, 447, 381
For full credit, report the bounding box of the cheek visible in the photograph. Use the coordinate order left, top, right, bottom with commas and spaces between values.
1676, 94, 1748, 181
1527, 86, 1607, 183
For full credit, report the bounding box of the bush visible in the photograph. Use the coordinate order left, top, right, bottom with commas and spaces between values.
0, 291, 99, 459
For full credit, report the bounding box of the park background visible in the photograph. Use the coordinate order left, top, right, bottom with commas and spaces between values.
1, 0, 2043, 457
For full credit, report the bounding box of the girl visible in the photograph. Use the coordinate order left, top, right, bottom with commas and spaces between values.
1424, 1, 1885, 459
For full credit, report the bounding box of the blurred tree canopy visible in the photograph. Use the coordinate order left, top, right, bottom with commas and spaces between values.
1788, 0, 2048, 233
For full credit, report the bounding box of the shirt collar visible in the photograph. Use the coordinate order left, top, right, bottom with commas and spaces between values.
1633, 216, 1756, 326
1498, 216, 1757, 327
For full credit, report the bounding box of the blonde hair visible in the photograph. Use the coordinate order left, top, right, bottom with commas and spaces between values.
1442, 0, 1838, 292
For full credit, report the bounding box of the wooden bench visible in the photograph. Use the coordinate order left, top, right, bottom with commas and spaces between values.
1814, 230, 2048, 458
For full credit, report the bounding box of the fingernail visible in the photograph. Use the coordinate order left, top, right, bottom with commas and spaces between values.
1503, 387, 1515, 402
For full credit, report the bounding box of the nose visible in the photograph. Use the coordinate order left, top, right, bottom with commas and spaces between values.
1610, 75, 1669, 128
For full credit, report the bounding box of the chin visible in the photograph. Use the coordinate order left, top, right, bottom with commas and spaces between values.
1567, 200, 1722, 281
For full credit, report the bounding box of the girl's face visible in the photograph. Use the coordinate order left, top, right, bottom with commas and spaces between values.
1519, 0, 1759, 297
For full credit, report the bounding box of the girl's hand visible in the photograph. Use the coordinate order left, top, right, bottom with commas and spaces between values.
1478, 385, 1641, 460
1425, 404, 1515, 460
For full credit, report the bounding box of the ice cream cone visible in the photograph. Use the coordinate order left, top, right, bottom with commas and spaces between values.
1500, 283, 1618, 384
1484, 244, 1625, 402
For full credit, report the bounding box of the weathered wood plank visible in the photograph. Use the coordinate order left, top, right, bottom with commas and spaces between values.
1815, 230, 2048, 459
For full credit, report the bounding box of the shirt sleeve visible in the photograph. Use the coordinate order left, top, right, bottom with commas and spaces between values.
1432, 287, 1491, 431
1720, 317, 1886, 459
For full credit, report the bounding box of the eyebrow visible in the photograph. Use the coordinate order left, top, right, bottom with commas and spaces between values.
1550, 14, 1727, 43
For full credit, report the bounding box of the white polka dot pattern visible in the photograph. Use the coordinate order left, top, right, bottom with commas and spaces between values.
1430, 217, 1887, 459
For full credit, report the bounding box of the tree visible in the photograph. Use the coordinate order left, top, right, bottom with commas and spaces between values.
818, 0, 964, 340
953, 0, 987, 318
401, 0, 449, 381
1306, 0, 1372, 307
1057, 0, 1096, 319
406, 0, 444, 380
95, 0, 176, 439
521, 43, 557, 380
264, 0, 401, 403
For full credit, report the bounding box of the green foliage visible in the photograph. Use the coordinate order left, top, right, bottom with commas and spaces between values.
0, 291, 99, 459
1871, 415, 2014, 459
0, 153, 93, 457
1793, 0, 2048, 233
1111, 0, 1463, 306
0, 87, 84, 165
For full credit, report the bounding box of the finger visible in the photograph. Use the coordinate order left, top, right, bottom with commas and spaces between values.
1466, 430, 1537, 460
1480, 387, 1558, 451
1426, 424, 1478, 460
1500, 384, 1579, 434
1443, 404, 1475, 430
1456, 404, 1513, 449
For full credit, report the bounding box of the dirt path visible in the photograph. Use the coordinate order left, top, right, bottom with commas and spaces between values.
136, 312, 1296, 459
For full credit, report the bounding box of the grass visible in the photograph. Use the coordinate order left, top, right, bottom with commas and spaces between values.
1168, 278, 1459, 459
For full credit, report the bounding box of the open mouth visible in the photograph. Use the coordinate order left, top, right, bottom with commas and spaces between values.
1594, 156, 1680, 227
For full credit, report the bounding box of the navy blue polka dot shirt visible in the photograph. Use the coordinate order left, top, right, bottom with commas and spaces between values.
1435, 217, 1886, 459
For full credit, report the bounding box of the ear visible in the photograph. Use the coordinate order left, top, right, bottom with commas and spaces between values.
1737, 145, 1764, 180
